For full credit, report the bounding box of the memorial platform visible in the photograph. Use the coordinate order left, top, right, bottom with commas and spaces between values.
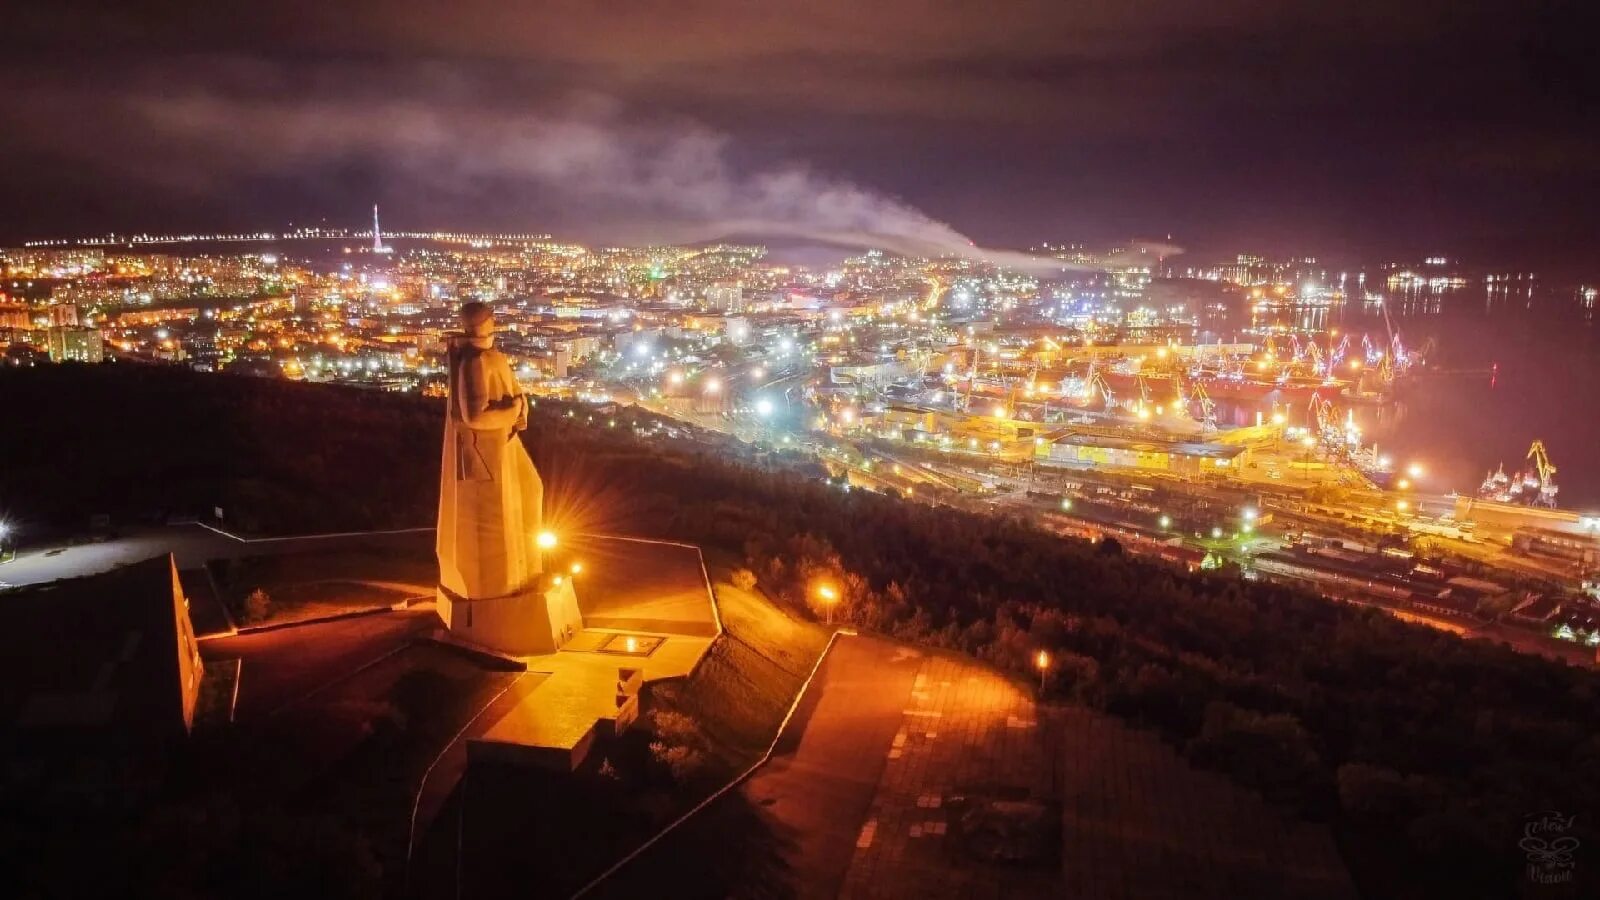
465, 535, 720, 770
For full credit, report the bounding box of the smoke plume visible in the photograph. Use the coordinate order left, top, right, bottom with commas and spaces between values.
120, 91, 1085, 271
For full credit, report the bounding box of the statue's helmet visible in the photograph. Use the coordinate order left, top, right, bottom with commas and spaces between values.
460, 301, 494, 335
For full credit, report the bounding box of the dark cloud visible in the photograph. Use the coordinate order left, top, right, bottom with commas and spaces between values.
2, 0, 1596, 264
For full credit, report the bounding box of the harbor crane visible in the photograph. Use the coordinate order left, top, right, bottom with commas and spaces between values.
1528, 440, 1558, 507
1191, 380, 1218, 433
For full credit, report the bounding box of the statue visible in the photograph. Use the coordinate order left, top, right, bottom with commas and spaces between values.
436, 301, 582, 654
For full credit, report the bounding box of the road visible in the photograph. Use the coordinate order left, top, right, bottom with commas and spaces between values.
0, 523, 432, 588
589, 634, 922, 899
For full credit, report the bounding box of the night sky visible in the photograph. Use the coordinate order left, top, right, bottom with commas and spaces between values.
3, 1, 1597, 265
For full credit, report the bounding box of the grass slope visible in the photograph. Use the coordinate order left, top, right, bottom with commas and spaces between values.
652, 579, 830, 768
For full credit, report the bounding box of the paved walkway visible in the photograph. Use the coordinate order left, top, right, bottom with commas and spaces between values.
743, 637, 924, 899
839, 652, 1058, 899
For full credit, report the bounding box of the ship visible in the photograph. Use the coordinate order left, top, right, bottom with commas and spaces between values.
1477, 441, 1559, 507
1097, 370, 1346, 407
1348, 444, 1395, 489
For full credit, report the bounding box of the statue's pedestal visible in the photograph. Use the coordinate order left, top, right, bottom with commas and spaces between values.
437, 576, 583, 656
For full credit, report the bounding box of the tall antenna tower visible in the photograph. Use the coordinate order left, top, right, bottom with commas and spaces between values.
372, 204, 391, 254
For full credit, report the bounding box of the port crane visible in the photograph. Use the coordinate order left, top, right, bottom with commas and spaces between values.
1528, 440, 1558, 507
1191, 380, 1218, 433
1302, 342, 1324, 377
1329, 335, 1350, 373
1069, 370, 1113, 423
1084, 370, 1113, 406
1308, 394, 1337, 438
1132, 374, 1154, 417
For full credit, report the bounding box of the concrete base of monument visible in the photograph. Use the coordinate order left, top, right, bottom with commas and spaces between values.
461, 536, 721, 772
436, 576, 584, 656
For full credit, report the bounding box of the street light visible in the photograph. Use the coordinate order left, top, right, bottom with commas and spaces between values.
1300, 435, 1317, 482
816, 584, 840, 625
569, 561, 583, 575
537, 530, 558, 549
1035, 649, 1050, 691
1407, 463, 1424, 479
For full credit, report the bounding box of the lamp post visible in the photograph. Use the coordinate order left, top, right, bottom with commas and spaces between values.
1035, 649, 1050, 692
816, 584, 839, 625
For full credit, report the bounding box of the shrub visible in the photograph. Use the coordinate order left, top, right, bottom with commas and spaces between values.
244, 588, 273, 624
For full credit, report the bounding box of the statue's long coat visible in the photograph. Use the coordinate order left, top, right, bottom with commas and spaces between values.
437, 334, 543, 601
